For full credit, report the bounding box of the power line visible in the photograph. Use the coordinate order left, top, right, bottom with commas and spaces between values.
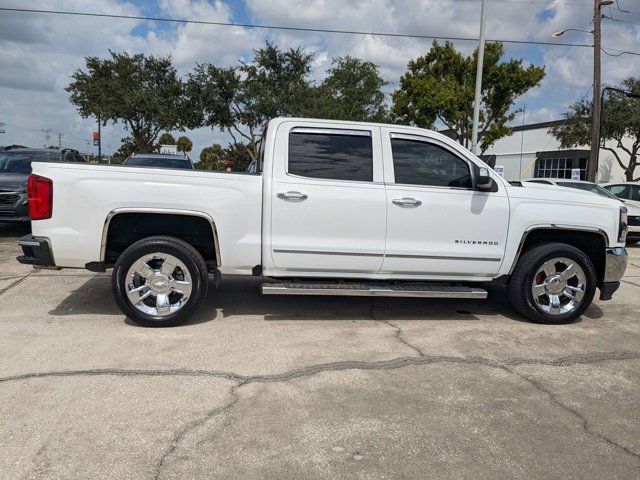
603, 14, 640, 26
602, 47, 640, 56
0, 6, 597, 48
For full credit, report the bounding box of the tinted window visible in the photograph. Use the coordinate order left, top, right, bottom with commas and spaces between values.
631, 186, 640, 202
528, 180, 552, 184
391, 138, 472, 188
288, 132, 373, 182
0, 151, 61, 174
606, 185, 630, 199
124, 156, 193, 169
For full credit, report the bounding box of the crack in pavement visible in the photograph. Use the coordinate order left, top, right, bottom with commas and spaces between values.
505, 366, 640, 461
2, 351, 639, 475
153, 382, 242, 480
369, 298, 425, 356
1, 351, 638, 386
380, 319, 425, 357
0, 270, 34, 297
622, 279, 640, 288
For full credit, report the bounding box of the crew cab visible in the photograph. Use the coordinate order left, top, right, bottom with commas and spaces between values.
17, 118, 629, 326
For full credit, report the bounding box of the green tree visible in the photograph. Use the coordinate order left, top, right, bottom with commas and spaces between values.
314, 56, 389, 122
393, 41, 545, 153
223, 142, 253, 171
111, 137, 136, 164
187, 42, 315, 161
67, 51, 195, 152
176, 135, 193, 153
196, 142, 252, 171
197, 144, 227, 170
551, 77, 640, 181
158, 132, 176, 145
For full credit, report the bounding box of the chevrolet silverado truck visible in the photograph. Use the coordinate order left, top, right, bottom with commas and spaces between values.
17, 118, 629, 327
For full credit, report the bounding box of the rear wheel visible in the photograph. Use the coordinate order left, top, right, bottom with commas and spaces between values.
508, 242, 596, 324
112, 236, 209, 327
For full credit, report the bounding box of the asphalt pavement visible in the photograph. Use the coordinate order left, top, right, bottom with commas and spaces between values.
1, 222, 639, 479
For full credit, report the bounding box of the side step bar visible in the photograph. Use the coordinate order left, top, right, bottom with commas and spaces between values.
261, 282, 487, 299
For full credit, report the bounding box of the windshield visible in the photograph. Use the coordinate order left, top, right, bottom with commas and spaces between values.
0, 151, 60, 174
124, 156, 192, 169
557, 181, 622, 201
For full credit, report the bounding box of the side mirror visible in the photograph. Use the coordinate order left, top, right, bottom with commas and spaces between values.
476, 166, 494, 191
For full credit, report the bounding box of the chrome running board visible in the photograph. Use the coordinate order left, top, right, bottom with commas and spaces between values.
261, 282, 487, 299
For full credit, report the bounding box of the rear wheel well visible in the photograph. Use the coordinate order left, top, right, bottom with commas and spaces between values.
103, 213, 218, 268
518, 229, 606, 285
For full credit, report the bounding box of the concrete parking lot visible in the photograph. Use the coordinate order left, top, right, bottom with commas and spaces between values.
1, 222, 639, 479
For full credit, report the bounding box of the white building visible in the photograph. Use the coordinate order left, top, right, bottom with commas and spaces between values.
476, 120, 636, 183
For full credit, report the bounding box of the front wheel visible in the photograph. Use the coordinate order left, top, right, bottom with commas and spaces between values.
507, 242, 596, 324
112, 236, 209, 327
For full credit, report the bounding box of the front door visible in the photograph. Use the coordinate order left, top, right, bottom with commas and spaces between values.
269, 122, 386, 275
380, 128, 509, 278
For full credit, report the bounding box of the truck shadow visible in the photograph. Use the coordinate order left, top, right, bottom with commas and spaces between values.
47, 274, 601, 325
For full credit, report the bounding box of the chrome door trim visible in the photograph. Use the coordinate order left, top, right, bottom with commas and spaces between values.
386, 253, 502, 262
100, 208, 221, 266
274, 248, 383, 257
507, 224, 610, 275
290, 127, 371, 136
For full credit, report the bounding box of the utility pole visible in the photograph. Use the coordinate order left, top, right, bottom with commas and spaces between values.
471, 0, 488, 155
588, 0, 614, 181
57, 132, 63, 149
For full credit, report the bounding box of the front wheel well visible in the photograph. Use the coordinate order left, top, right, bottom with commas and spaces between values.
516, 229, 607, 285
103, 212, 219, 268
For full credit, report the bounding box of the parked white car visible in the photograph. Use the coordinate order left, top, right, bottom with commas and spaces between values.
603, 182, 640, 208
17, 118, 629, 327
524, 179, 640, 244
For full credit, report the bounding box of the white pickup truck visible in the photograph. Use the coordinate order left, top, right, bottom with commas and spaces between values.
17, 118, 629, 327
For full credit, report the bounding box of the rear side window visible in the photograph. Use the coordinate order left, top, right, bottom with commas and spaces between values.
288, 131, 373, 182
631, 186, 640, 202
391, 138, 472, 188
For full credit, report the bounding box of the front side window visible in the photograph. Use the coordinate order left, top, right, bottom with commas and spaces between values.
288, 131, 373, 182
390, 138, 472, 188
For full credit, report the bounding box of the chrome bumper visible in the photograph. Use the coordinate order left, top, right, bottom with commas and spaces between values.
604, 247, 628, 283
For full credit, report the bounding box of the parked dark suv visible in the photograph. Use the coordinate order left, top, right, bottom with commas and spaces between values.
0, 148, 86, 222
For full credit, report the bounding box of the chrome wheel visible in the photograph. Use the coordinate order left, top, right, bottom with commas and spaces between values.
531, 257, 586, 316
125, 253, 192, 317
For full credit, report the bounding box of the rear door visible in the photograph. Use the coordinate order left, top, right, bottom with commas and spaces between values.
380, 128, 509, 277
269, 121, 386, 275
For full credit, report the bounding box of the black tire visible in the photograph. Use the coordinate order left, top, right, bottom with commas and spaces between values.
626, 239, 640, 245
112, 236, 209, 327
507, 242, 597, 324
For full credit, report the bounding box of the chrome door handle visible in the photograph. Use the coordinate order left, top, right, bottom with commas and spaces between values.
277, 191, 308, 201
392, 197, 422, 207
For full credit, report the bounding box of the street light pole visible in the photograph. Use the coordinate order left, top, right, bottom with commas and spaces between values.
471, 0, 488, 155
587, 0, 605, 182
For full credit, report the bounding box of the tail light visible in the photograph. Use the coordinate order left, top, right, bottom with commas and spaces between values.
27, 174, 53, 220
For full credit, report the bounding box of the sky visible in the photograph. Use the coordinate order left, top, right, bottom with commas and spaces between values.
1, 0, 639, 161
